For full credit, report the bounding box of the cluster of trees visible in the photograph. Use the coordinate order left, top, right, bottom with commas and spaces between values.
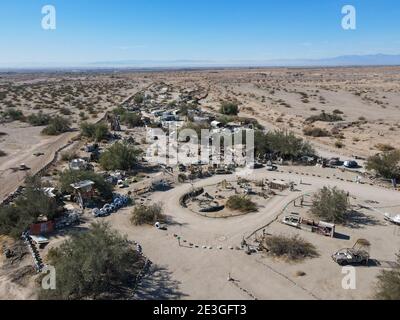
40, 222, 145, 300
59, 170, 113, 201
130, 203, 166, 226
254, 130, 315, 161
219, 101, 239, 116
42, 116, 71, 136
0, 176, 60, 238
226, 195, 257, 213
80, 122, 109, 142
311, 186, 350, 224
99, 142, 142, 171
366, 150, 400, 180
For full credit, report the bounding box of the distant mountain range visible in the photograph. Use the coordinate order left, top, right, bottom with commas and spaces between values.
91, 54, 400, 68
1, 54, 400, 71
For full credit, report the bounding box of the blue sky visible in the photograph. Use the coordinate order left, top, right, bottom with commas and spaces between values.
1, 0, 400, 66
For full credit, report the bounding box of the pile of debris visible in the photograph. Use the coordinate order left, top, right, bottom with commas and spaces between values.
55, 210, 81, 230
92, 194, 130, 218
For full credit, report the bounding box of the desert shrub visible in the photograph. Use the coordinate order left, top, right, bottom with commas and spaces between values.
59, 107, 72, 115
366, 150, 400, 180
219, 101, 239, 116
303, 126, 331, 137
0, 150, 6, 157
335, 140, 345, 149
306, 111, 343, 123
311, 187, 350, 224
59, 170, 113, 200
42, 116, 71, 135
226, 195, 257, 213
133, 93, 144, 104
99, 142, 141, 171
375, 252, 400, 300
262, 235, 318, 261
332, 109, 344, 115
60, 150, 78, 162
27, 112, 51, 126
375, 144, 395, 152
130, 203, 165, 226
3, 108, 24, 121
80, 122, 109, 141
40, 222, 145, 300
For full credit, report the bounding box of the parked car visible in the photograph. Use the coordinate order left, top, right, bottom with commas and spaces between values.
332, 248, 369, 266
344, 160, 359, 168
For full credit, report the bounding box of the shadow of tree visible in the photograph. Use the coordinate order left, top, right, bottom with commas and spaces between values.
345, 210, 383, 229
134, 265, 187, 300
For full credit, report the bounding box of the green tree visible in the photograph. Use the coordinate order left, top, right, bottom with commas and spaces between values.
40, 222, 145, 300
375, 252, 400, 300
99, 142, 141, 171
366, 150, 400, 180
254, 130, 315, 160
0, 176, 59, 238
311, 186, 350, 224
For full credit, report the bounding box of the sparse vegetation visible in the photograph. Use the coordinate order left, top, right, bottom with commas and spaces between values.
0, 150, 6, 157
27, 112, 51, 126
303, 126, 331, 137
306, 111, 343, 123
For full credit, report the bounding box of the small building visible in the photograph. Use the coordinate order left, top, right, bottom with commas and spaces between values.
70, 180, 95, 208
30, 221, 54, 236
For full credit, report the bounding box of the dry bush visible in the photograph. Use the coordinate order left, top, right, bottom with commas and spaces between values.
226, 195, 257, 213
262, 235, 318, 261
